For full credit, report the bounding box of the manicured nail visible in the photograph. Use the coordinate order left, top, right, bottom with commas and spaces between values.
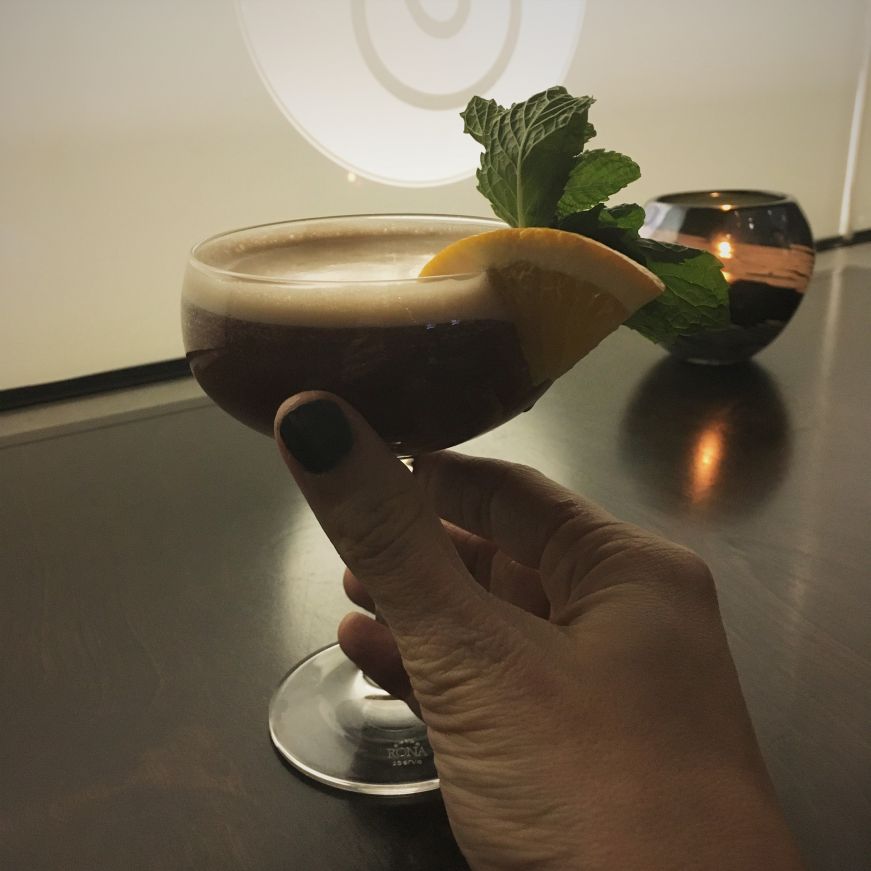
278, 399, 353, 474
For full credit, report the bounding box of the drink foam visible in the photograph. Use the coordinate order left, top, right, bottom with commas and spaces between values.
182, 219, 508, 327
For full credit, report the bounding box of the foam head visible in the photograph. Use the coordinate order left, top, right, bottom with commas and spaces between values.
182, 215, 508, 327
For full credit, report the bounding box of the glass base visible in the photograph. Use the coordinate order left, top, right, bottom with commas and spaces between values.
269, 643, 439, 795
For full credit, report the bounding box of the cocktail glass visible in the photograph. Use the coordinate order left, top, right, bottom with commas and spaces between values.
181, 214, 550, 794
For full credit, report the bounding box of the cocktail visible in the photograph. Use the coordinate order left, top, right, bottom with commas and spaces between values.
180, 86, 728, 795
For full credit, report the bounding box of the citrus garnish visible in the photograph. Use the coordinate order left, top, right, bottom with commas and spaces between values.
420, 227, 664, 383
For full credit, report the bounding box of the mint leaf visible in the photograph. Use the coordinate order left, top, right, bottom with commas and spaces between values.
465, 87, 594, 227
559, 203, 646, 235
625, 242, 731, 343
557, 150, 640, 217
559, 205, 730, 343
461, 97, 504, 145
557, 203, 645, 253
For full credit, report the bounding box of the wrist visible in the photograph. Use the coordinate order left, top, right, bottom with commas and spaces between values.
568, 762, 805, 871
460, 762, 804, 871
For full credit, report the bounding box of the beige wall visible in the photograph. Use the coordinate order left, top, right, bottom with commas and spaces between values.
1, 0, 868, 390
571, 0, 867, 237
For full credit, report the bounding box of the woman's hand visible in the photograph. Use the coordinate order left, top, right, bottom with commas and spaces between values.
275, 392, 804, 871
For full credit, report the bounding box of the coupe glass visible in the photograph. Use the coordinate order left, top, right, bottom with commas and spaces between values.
181, 215, 552, 794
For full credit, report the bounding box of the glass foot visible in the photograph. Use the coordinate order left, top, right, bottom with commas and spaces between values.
269, 643, 439, 795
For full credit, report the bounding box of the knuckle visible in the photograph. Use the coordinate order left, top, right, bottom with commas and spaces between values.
544, 514, 628, 576
569, 522, 717, 598
648, 542, 717, 602
666, 544, 714, 584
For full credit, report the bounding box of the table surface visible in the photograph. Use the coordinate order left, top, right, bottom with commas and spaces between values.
1, 246, 869, 871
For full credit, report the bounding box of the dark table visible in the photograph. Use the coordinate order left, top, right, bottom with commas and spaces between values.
1, 249, 869, 870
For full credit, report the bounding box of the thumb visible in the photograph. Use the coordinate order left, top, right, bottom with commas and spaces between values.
273, 391, 489, 649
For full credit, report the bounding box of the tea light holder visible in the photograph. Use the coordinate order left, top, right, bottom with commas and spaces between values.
642, 190, 815, 364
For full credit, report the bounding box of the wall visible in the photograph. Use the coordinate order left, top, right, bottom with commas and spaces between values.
1, 0, 868, 390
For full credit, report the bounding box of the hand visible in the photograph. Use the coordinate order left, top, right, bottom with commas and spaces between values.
275, 392, 805, 871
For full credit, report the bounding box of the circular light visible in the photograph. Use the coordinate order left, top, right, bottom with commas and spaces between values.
237, 0, 587, 187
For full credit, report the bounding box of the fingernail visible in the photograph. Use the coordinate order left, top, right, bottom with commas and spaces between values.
278, 399, 353, 474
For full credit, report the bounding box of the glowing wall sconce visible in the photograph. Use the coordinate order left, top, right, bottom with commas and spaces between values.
237, 0, 586, 186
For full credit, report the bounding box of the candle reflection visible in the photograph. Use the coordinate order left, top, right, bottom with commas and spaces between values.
690, 419, 726, 504
619, 359, 791, 517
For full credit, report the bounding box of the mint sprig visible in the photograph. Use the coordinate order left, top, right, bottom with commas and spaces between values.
557, 149, 641, 217
461, 88, 594, 228
464, 88, 730, 345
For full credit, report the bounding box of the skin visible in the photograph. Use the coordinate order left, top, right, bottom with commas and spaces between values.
275, 392, 806, 871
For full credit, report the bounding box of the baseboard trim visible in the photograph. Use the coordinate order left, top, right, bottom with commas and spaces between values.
815, 227, 871, 251
1, 358, 191, 413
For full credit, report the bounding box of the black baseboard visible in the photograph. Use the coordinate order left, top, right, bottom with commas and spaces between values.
2, 229, 869, 414
815, 227, 871, 251
0, 358, 192, 413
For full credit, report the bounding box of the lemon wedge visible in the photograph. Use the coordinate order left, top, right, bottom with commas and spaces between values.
420, 227, 664, 383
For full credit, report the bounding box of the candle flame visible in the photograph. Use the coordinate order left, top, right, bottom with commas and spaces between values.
716, 239, 734, 259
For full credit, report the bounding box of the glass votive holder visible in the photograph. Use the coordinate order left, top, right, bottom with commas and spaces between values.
642, 190, 815, 364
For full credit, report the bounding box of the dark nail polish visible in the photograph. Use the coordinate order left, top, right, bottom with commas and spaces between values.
279, 399, 353, 474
